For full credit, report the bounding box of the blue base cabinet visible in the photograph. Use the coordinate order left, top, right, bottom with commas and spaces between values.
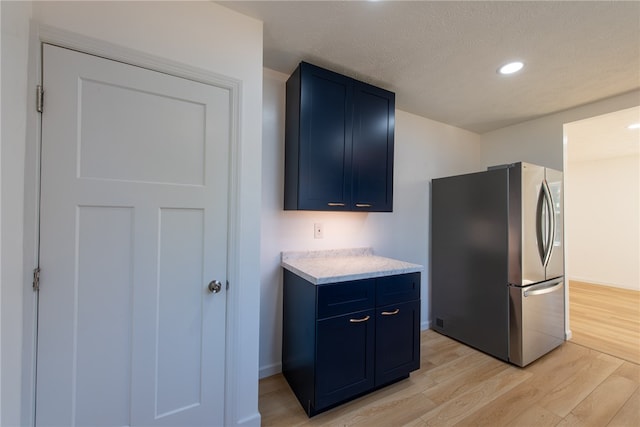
282, 270, 420, 416
284, 61, 395, 212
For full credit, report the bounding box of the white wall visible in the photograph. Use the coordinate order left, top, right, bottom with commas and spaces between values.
260, 69, 482, 378
1, 2, 263, 426
1, 2, 32, 425
480, 90, 640, 171
566, 155, 640, 290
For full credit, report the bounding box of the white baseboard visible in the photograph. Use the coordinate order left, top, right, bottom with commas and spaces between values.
568, 276, 639, 292
259, 362, 282, 379
565, 329, 572, 341
235, 413, 261, 427
421, 319, 431, 330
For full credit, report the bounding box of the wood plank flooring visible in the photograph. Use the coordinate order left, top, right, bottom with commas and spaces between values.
259, 330, 640, 426
569, 280, 640, 365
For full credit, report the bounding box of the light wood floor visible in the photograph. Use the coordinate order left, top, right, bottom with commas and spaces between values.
569, 280, 640, 365
259, 330, 639, 426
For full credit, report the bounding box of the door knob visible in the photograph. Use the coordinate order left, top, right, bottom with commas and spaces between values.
208, 280, 222, 294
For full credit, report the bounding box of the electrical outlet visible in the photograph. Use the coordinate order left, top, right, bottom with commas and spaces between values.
314, 223, 324, 239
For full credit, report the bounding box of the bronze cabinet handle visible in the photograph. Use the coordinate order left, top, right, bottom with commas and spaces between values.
381, 309, 400, 316
349, 315, 370, 323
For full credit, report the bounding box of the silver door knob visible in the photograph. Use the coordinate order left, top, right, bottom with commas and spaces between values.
208, 280, 222, 294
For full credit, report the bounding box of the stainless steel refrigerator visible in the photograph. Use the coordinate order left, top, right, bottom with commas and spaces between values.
431, 162, 565, 367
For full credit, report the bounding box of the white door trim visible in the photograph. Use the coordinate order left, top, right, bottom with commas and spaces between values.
22, 24, 244, 427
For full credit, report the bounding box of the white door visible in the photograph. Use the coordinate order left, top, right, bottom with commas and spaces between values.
36, 44, 229, 427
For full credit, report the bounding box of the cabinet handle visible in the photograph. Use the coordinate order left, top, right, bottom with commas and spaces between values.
349, 315, 370, 323
381, 309, 400, 316
327, 202, 345, 207
355, 203, 372, 208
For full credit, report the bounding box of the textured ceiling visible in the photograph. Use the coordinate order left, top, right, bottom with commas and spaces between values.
217, 0, 640, 134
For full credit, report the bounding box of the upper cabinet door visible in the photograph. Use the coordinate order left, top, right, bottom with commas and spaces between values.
300, 64, 353, 210
284, 62, 394, 212
352, 82, 395, 212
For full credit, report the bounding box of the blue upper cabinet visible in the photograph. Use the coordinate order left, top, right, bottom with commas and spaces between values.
284, 62, 395, 212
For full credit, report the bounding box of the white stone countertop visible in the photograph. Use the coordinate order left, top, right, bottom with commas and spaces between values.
281, 248, 423, 285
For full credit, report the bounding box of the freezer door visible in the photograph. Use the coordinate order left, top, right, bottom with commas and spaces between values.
521, 163, 547, 284
509, 278, 565, 366
545, 168, 564, 279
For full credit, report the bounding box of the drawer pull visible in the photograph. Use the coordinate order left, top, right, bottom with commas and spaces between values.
355, 203, 372, 208
327, 202, 345, 207
381, 309, 400, 316
349, 315, 370, 323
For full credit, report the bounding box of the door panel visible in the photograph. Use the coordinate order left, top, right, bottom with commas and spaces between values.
375, 300, 420, 386
521, 163, 546, 284
299, 64, 352, 209
351, 83, 394, 211
75, 207, 134, 426
315, 309, 375, 410
545, 168, 564, 279
37, 44, 229, 426
78, 79, 206, 185
156, 208, 205, 417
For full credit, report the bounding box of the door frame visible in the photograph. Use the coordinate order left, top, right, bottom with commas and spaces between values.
22, 24, 244, 427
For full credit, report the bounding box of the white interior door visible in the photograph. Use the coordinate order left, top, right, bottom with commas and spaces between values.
36, 44, 229, 426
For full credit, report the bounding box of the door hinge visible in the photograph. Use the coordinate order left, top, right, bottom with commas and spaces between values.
226, 280, 230, 290
33, 267, 41, 291
36, 85, 44, 113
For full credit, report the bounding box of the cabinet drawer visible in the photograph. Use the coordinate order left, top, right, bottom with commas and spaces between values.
317, 279, 375, 319
376, 272, 420, 306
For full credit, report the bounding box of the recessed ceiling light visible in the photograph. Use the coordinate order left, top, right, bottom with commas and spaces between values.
628, 123, 640, 130
498, 61, 524, 75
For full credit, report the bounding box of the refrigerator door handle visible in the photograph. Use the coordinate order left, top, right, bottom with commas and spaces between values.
542, 179, 555, 268
523, 280, 563, 297
536, 184, 547, 266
